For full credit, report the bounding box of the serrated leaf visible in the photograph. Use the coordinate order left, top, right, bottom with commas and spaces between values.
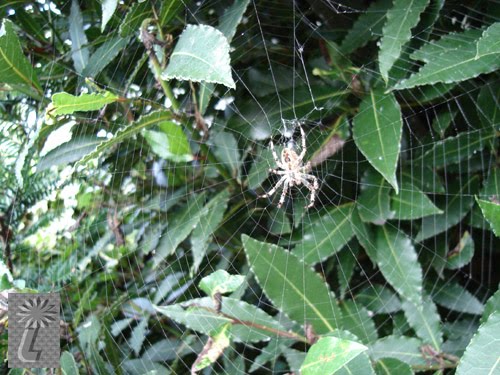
416, 176, 479, 242
242, 235, 341, 334
154, 296, 286, 342
199, 270, 245, 298
198, 0, 250, 114
340, 0, 392, 53
292, 203, 356, 264
0, 19, 41, 94
421, 129, 493, 168
47, 91, 119, 117
38, 135, 103, 171
374, 358, 413, 375
193, 323, 232, 372
101, 0, 118, 32
456, 311, 500, 375
300, 336, 367, 375
77, 110, 173, 165
69, 0, 89, 73
152, 193, 207, 268
393, 25, 500, 90
477, 81, 500, 130
430, 280, 484, 315
143, 121, 193, 163
162, 24, 235, 89
356, 285, 402, 314
336, 352, 375, 375
369, 336, 426, 366
432, 110, 456, 138
353, 90, 402, 193
391, 181, 442, 220
402, 295, 442, 350
119, 1, 153, 37
110, 318, 133, 336
476, 197, 500, 237
378, 0, 430, 81
159, 0, 184, 28
191, 189, 230, 275
476, 22, 500, 57
337, 245, 359, 299
445, 231, 475, 270
482, 290, 500, 324
60, 351, 79, 375
374, 226, 423, 304
357, 168, 395, 225
82, 35, 131, 78
130, 319, 148, 356
340, 300, 378, 344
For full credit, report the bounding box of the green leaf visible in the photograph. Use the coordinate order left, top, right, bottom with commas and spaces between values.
374, 226, 423, 304
416, 176, 479, 242
402, 295, 442, 350
391, 181, 442, 220
445, 231, 475, 270
242, 235, 342, 334
159, 0, 184, 28
119, 1, 153, 37
199, 270, 245, 298
374, 358, 413, 375
130, 319, 148, 356
477, 81, 500, 130
337, 244, 359, 299
162, 24, 235, 89
154, 296, 286, 343
353, 90, 402, 193
47, 91, 120, 117
143, 121, 193, 163
432, 110, 456, 138
369, 336, 426, 366
357, 168, 395, 225
191, 189, 230, 275
152, 193, 207, 267
82, 36, 131, 78
456, 311, 500, 375
351, 208, 377, 261
198, 0, 250, 114
421, 130, 493, 168
340, 300, 378, 344
476, 197, 500, 237
356, 285, 402, 314
292, 203, 356, 264
378, 0, 430, 81
336, 352, 375, 375
393, 26, 500, 90
77, 110, 173, 165
476, 22, 500, 57
69, 0, 89, 73
38, 135, 103, 171
101, 0, 118, 32
430, 280, 484, 315
212, 131, 242, 180
482, 290, 500, 324
0, 19, 41, 94
300, 336, 367, 375
340, 0, 392, 53
60, 351, 79, 375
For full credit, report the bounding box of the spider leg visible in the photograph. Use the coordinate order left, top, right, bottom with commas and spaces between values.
298, 124, 307, 161
277, 180, 289, 208
259, 176, 287, 199
302, 175, 319, 208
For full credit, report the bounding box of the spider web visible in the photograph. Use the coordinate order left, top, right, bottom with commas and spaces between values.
1, 0, 499, 374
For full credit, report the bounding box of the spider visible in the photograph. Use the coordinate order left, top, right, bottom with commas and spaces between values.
259, 124, 319, 209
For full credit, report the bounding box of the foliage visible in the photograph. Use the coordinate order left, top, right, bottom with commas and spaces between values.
0, 0, 498, 374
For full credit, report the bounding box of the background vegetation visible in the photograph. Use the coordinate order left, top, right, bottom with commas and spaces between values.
0, 0, 499, 374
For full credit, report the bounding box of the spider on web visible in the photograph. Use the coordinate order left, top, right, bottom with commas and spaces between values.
259, 123, 319, 209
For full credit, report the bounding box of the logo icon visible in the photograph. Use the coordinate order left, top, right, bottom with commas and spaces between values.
8, 293, 60, 368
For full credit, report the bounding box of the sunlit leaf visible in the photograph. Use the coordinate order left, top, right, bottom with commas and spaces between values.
69, 0, 89, 73
402, 295, 442, 350
369, 336, 426, 366
300, 336, 367, 375
101, 0, 118, 32
119, 1, 153, 36
357, 168, 395, 225
47, 91, 120, 117
476, 197, 500, 237
340, 300, 378, 344
199, 270, 245, 298
82, 36, 131, 78
143, 121, 193, 163
130, 319, 148, 356
356, 285, 402, 314
60, 351, 79, 375
391, 181, 442, 220
242, 235, 342, 334
430, 280, 484, 315
353, 90, 402, 193
193, 323, 232, 372
162, 24, 235, 89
